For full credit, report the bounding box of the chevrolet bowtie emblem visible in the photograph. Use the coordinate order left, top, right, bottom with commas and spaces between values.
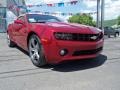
90, 36, 97, 40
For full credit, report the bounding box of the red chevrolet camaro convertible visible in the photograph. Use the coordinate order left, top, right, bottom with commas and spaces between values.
7, 14, 104, 67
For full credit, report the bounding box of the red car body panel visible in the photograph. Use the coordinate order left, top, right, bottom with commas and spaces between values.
7, 14, 104, 64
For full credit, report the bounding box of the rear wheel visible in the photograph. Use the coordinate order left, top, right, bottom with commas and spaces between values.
28, 35, 47, 67
7, 33, 15, 47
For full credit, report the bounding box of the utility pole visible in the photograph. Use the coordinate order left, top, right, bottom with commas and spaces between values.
101, 0, 105, 30
96, 0, 100, 28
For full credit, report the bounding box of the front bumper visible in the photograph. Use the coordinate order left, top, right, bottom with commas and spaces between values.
43, 39, 104, 64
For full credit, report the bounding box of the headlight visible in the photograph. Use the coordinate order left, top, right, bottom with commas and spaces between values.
54, 32, 73, 40
98, 32, 103, 40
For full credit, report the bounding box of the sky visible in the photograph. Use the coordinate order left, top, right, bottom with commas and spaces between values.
24, 0, 120, 21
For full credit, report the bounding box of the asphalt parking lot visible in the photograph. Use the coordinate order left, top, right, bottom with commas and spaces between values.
0, 33, 120, 90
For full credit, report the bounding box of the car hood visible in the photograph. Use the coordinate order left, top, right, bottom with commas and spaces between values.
31, 22, 101, 34
46, 22, 101, 34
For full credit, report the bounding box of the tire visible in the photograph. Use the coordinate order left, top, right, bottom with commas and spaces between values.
7, 33, 15, 47
114, 33, 117, 37
118, 32, 120, 36
28, 34, 47, 67
115, 32, 119, 37
108, 34, 110, 38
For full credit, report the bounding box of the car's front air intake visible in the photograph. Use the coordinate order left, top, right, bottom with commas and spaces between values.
72, 47, 103, 56
54, 32, 103, 41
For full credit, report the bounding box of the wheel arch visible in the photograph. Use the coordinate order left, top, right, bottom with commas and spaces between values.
27, 31, 39, 47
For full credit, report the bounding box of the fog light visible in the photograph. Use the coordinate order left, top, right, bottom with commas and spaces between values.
60, 49, 68, 56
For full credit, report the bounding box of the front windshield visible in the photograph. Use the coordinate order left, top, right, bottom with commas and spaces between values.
27, 14, 63, 23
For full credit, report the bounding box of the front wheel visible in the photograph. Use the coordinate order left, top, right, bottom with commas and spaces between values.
114, 32, 119, 37
28, 35, 47, 67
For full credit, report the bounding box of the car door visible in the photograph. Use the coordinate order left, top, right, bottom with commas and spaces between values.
12, 18, 23, 44
16, 16, 28, 50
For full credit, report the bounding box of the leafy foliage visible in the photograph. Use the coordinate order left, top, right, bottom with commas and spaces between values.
101, 19, 117, 27
68, 14, 96, 26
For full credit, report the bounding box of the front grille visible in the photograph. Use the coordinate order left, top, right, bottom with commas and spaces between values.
71, 33, 103, 41
72, 47, 103, 56
54, 32, 103, 41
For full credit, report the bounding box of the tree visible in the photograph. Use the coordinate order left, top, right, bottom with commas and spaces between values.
68, 14, 96, 26
117, 16, 120, 25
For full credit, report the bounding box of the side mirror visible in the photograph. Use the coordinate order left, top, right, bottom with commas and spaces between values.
14, 20, 24, 25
